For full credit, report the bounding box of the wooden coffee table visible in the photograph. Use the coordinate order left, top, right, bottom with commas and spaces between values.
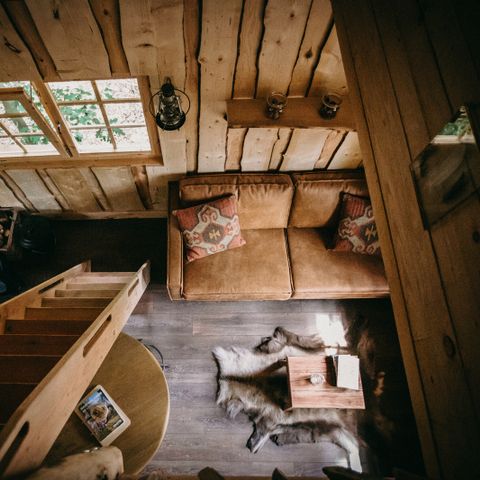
286, 355, 365, 410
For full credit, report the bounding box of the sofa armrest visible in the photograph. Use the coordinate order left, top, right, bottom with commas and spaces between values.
167, 181, 184, 300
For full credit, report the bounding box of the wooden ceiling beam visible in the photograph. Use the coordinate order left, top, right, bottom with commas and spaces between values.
2, 1, 60, 81
0, 4, 42, 82
89, 0, 130, 76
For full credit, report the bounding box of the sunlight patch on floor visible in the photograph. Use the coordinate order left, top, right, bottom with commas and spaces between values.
315, 312, 347, 355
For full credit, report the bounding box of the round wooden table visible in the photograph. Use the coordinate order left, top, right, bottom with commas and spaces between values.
47, 333, 169, 474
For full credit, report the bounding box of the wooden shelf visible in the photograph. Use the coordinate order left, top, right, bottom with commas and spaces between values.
227, 96, 356, 130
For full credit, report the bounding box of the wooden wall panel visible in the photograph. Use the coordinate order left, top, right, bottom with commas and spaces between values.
0, 4, 41, 82
0, 0, 354, 214
78, 168, 111, 211
233, 0, 265, 99
333, 0, 480, 477
46, 169, 101, 212
240, 129, 278, 171
120, 0, 183, 79
225, 0, 265, 173
0, 175, 29, 209
280, 129, 330, 171
309, 26, 347, 96
256, 0, 311, 98
183, 0, 200, 172
5, 170, 61, 211
315, 129, 345, 168
327, 131, 361, 169
289, 0, 333, 97
25, 0, 111, 79
391, 0, 451, 151
36, 169, 69, 210
418, 0, 480, 436
269, 128, 293, 170
225, 129, 247, 171
197, 0, 242, 172
92, 167, 144, 211
121, 0, 187, 174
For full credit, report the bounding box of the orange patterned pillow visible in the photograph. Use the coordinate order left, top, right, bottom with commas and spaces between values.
332, 193, 381, 256
173, 195, 246, 263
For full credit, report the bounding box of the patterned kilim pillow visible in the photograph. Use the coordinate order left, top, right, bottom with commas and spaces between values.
173, 195, 246, 263
332, 193, 381, 256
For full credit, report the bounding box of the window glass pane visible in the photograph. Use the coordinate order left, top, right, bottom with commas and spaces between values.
0, 137, 23, 155
105, 102, 145, 125
17, 135, 58, 154
1, 117, 41, 134
48, 81, 95, 102
0, 100, 26, 114
114, 127, 151, 151
60, 104, 104, 127
96, 79, 140, 99
72, 128, 114, 153
0, 81, 34, 98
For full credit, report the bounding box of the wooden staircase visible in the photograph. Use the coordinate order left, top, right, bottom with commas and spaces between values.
0, 260, 150, 478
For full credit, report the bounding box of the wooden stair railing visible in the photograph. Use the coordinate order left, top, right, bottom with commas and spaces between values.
0, 260, 150, 478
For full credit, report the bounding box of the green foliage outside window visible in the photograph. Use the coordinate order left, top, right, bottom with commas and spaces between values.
1, 84, 125, 146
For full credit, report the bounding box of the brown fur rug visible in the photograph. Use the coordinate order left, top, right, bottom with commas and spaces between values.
213, 320, 394, 472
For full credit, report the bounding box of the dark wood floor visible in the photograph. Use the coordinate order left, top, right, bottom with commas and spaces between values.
6, 219, 423, 477
124, 285, 423, 477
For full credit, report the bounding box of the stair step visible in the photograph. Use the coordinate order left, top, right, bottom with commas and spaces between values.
0, 384, 36, 423
66, 282, 126, 291
25, 307, 104, 321
5, 320, 92, 335
55, 289, 119, 298
0, 355, 61, 383
0, 335, 78, 355
69, 274, 133, 283
76, 272, 134, 277
41, 297, 111, 308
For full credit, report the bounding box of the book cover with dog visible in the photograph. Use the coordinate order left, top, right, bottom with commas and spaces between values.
75, 385, 131, 446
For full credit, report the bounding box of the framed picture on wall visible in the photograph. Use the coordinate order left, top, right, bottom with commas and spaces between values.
411, 104, 480, 228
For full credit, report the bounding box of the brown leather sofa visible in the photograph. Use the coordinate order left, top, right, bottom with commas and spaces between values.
167, 171, 389, 301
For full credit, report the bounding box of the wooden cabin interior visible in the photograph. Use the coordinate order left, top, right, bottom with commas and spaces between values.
0, 0, 479, 479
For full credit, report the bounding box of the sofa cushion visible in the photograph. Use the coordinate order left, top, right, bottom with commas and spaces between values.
182, 229, 292, 300
173, 195, 246, 263
179, 174, 293, 229
287, 228, 389, 299
289, 172, 369, 228
332, 193, 381, 256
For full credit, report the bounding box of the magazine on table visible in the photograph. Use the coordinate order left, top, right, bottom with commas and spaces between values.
75, 385, 131, 446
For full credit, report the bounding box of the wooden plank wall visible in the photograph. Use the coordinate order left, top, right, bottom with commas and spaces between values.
333, 0, 480, 478
0, 0, 359, 216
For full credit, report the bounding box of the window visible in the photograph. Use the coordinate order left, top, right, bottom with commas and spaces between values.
0, 78, 161, 166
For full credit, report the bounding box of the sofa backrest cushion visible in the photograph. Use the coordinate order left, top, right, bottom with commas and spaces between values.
289, 171, 369, 228
179, 174, 294, 229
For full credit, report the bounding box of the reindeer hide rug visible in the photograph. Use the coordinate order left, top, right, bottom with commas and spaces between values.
212, 326, 393, 471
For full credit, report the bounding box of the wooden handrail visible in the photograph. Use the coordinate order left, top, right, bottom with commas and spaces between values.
0, 261, 150, 478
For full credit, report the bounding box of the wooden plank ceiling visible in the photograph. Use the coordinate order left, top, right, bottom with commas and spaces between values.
0, 0, 359, 215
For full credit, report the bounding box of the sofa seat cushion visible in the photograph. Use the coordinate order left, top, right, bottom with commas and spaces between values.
287, 228, 389, 299
183, 229, 292, 300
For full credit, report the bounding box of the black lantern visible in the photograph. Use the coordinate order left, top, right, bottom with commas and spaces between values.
149, 78, 190, 131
